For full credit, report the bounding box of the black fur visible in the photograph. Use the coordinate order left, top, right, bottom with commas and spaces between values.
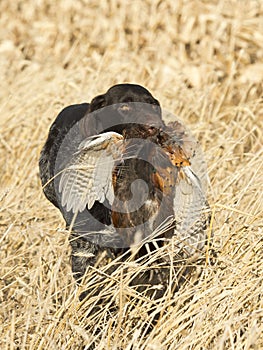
39, 84, 163, 285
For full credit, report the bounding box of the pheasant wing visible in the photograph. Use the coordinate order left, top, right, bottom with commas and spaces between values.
59, 132, 124, 213
173, 166, 210, 252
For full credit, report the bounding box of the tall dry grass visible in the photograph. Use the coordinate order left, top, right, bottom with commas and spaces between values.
0, 1, 262, 349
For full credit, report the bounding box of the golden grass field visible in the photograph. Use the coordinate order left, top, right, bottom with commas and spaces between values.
0, 1, 262, 349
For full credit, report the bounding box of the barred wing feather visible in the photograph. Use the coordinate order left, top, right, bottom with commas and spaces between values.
173, 166, 210, 251
59, 132, 123, 213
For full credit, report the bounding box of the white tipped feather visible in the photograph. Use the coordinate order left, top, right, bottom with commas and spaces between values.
59, 132, 123, 213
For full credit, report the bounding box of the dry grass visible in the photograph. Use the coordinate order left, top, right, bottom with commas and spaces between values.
0, 0, 262, 349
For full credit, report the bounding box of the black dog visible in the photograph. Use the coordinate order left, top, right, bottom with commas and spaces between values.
39, 84, 210, 296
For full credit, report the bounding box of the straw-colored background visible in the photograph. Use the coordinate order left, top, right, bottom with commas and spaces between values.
1, 1, 262, 349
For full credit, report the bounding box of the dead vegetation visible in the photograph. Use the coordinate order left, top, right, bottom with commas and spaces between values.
0, 1, 262, 349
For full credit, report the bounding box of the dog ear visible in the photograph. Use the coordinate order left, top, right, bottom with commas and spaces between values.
89, 94, 106, 112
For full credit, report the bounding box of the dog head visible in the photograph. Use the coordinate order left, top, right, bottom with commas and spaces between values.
82, 84, 163, 135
